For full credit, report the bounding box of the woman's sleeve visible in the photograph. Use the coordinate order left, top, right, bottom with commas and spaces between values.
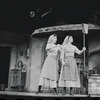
75, 46, 82, 55
46, 44, 55, 50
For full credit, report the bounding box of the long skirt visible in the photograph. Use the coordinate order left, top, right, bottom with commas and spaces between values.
38, 55, 59, 88
58, 57, 80, 87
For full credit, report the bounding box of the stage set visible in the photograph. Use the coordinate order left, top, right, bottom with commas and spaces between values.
0, 24, 100, 99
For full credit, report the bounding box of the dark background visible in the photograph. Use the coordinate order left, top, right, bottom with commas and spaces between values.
0, 0, 100, 34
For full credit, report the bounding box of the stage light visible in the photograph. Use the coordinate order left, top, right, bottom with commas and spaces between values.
30, 11, 35, 17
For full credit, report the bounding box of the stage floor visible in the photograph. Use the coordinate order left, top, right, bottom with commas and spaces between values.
0, 91, 88, 97
1, 91, 100, 100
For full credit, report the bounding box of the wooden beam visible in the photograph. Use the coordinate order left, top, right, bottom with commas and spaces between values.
32, 24, 100, 36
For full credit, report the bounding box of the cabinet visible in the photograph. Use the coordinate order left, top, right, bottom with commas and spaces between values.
88, 75, 100, 95
10, 69, 26, 91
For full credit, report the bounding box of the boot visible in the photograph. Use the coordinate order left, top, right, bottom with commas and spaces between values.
70, 87, 74, 95
36, 85, 42, 94
53, 88, 58, 95
62, 87, 67, 95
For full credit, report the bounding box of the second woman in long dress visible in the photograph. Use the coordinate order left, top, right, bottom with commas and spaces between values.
59, 35, 86, 95
36, 34, 61, 94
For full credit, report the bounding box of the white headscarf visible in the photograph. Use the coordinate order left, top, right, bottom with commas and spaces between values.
62, 35, 70, 45
47, 34, 57, 44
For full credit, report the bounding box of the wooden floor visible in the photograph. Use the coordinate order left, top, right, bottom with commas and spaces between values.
1, 91, 100, 100
0, 91, 88, 97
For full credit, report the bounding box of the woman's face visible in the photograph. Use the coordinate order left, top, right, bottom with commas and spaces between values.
69, 36, 73, 43
53, 36, 57, 43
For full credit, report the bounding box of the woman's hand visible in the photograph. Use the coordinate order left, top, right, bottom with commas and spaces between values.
82, 47, 86, 51
61, 59, 65, 65
55, 44, 61, 50
57, 44, 60, 47
57, 44, 63, 50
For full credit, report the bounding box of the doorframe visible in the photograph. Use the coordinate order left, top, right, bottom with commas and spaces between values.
0, 45, 12, 90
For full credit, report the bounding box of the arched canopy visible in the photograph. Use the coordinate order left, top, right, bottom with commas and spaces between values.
32, 24, 100, 36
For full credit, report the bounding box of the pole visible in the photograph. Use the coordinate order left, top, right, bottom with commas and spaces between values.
82, 23, 88, 72
83, 33, 86, 72
82, 23, 88, 94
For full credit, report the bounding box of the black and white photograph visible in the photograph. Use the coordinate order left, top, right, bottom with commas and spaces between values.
0, 0, 100, 100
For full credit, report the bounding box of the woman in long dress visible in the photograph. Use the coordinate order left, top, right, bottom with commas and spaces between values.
36, 34, 61, 94
59, 35, 86, 95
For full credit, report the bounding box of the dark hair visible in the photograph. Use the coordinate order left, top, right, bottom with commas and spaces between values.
66, 35, 70, 43
53, 34, 57, 37
67, 35, 73, 43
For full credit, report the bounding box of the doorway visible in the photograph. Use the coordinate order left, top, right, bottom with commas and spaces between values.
0, 46, 11, 88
